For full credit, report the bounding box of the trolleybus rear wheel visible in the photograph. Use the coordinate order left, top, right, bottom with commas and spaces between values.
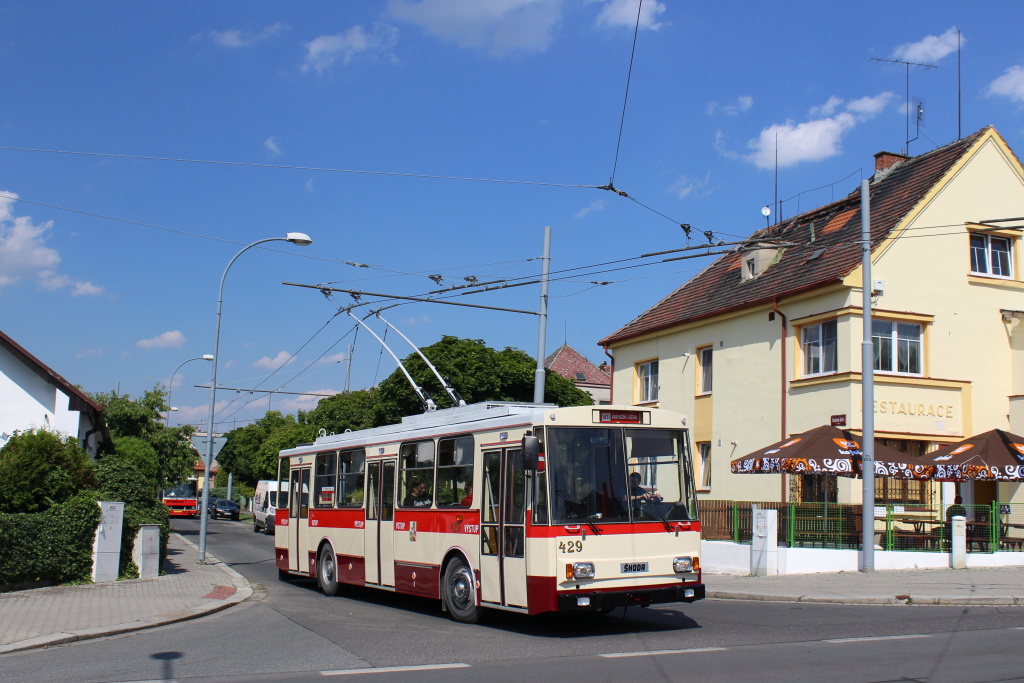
319, 547, 340, 596
443, 557, 480, 623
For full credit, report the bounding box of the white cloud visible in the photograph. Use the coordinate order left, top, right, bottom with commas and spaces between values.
302, 24, 399, 72
208, 22, 288, 48
594, 0, 666, 30
75, 346, 106, 359
893, 27, 961, 64
275, 390, 339, 413
401, 315, 432, 328
387, 0, 562, 57
707, 95, 753, 116
742, 92, 894, 169
573, 199, 606, 219
254, 350, 295, 369
0, 193, 104, 295
264, 137, 282, 157
987, 65, 1024, 103
670, 171, 712, 200
137, 330, 186, 350
304, 178, 315, 193
318, 352, 350, 365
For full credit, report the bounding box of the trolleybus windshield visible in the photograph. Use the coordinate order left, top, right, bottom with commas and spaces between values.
546, 427, 695, 525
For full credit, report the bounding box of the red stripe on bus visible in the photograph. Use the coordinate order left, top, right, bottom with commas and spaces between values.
525, 521, 701, 538
337, 555, 365, 586
392, 509, 482, 535
395, 562, 441, 599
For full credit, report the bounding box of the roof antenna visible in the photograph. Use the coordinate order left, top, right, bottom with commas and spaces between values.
871, 56, 938, 154
345, 310, 437, 412
372, 311, 466, 407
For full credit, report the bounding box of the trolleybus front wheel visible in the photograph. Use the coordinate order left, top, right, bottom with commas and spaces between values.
318, 547, 340, 596
443, 557, 480, 623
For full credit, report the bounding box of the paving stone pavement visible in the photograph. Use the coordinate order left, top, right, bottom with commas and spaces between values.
0, 532, 252, 654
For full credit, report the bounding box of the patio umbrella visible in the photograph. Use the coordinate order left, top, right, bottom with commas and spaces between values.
729, 425, 934, 480
924, 429, 1024, 481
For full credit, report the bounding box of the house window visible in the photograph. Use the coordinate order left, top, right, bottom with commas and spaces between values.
698, 346, 713, 395
636, 360, 658, 403
874, 440, 929, 505
697, 442, 712, 490
970, 233, 1012, 278
802, 320, 837, 376
872, 320, 921, 374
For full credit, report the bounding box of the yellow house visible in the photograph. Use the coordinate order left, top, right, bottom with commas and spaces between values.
600, 126, 1024, 512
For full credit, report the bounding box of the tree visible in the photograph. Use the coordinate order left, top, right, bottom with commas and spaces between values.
0, 429, 96, 513
90, 387, 198, 491
218, 412, 316, 486
307, 388, 378, 435
372, 336, 592, 426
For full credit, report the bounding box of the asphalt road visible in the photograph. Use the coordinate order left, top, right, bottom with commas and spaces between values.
1, 517, 1022, 682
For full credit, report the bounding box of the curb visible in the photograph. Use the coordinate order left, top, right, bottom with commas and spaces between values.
0, 534, 253, 655
707, 591, 1024, 606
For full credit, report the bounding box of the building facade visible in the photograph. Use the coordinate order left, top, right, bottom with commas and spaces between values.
0, 329, 107, 456
600, 127, 1024, 511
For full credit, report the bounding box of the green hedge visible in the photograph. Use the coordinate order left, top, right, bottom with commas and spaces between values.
0, 493, 101, 586
0, 494, 170, 587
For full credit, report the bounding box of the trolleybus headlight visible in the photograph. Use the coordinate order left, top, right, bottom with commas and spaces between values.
566, 562, 596, 580
673, 556, 694, 573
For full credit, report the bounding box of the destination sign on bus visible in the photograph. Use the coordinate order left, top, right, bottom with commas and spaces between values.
595, 409, 648, 424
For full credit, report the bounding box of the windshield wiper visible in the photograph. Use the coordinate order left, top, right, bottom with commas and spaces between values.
555, 487, 602, 535
640, 497, 674, 533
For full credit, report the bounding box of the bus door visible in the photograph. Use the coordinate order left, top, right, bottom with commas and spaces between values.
288, 467, 312, 574
364, 460, 396, 587
480, 447, 527, 608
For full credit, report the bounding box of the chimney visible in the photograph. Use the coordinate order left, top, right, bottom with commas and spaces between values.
874, 151, 908, 174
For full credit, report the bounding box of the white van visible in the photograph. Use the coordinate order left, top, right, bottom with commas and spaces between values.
252, 479, 287, 535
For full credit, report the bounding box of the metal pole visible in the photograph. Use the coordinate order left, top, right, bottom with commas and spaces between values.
534, 226, 551, 404
200, 235, 310, 562
166, 355, 212, 426
860, 179, 876, 572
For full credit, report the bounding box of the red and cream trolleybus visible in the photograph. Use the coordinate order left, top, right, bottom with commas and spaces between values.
274, 401, 704, 622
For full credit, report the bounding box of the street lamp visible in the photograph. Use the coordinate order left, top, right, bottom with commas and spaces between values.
198, 232, 313, 562
166, 355, 214, 426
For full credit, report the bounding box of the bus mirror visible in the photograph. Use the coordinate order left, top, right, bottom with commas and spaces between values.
522, 435, 540, 471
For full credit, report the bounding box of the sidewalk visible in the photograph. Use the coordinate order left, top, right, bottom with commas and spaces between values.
0, 532, 253, 655
706, 565, 1024, 605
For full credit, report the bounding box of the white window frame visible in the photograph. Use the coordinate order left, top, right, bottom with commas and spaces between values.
697, 442, 712, 491
697, 346, 713, 395
802, 319, 838, 377
636, 360, 659, 403
872, 320, 922, 375
970, 233, 1013, 278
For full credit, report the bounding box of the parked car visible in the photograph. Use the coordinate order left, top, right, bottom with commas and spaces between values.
209, 498, 240, 520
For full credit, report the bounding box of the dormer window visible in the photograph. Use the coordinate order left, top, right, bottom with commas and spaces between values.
740, 242, 780, 281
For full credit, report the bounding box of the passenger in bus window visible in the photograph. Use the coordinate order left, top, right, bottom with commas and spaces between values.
460, 484, 473, 507
403, 478, 432, 507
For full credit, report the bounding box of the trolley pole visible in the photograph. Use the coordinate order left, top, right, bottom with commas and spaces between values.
860, 179, 876, 572
533, 226, 551, 404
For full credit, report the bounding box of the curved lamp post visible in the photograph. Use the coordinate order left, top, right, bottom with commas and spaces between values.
165, 355, 214, 426
198, 232, 313, 562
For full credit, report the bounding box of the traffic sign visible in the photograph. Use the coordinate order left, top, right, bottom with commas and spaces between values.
191, 435, 227, 464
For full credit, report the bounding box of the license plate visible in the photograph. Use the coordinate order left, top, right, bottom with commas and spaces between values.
620, 562, 648, 573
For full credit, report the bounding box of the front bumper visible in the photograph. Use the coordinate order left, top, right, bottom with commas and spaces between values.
557, 583, 705, 611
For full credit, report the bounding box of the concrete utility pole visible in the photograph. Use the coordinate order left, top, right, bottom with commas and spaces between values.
534, 226, 551, 404
860, 179, 876, 573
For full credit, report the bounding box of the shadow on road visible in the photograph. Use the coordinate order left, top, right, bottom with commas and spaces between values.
280, 573, 702, 637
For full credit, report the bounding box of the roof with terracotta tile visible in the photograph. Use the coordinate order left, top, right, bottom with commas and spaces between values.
600, 128, 992, 346
545, 344, 611, 385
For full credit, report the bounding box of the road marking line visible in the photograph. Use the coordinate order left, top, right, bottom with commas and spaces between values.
600, 648, 726, 658
826, 634, 932, 643
322, 664, 471, 676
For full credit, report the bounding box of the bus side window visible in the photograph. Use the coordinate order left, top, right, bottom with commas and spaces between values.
437, 435, 474, 507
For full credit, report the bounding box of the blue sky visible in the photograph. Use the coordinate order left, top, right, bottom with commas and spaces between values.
3, 1, 1024, 431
